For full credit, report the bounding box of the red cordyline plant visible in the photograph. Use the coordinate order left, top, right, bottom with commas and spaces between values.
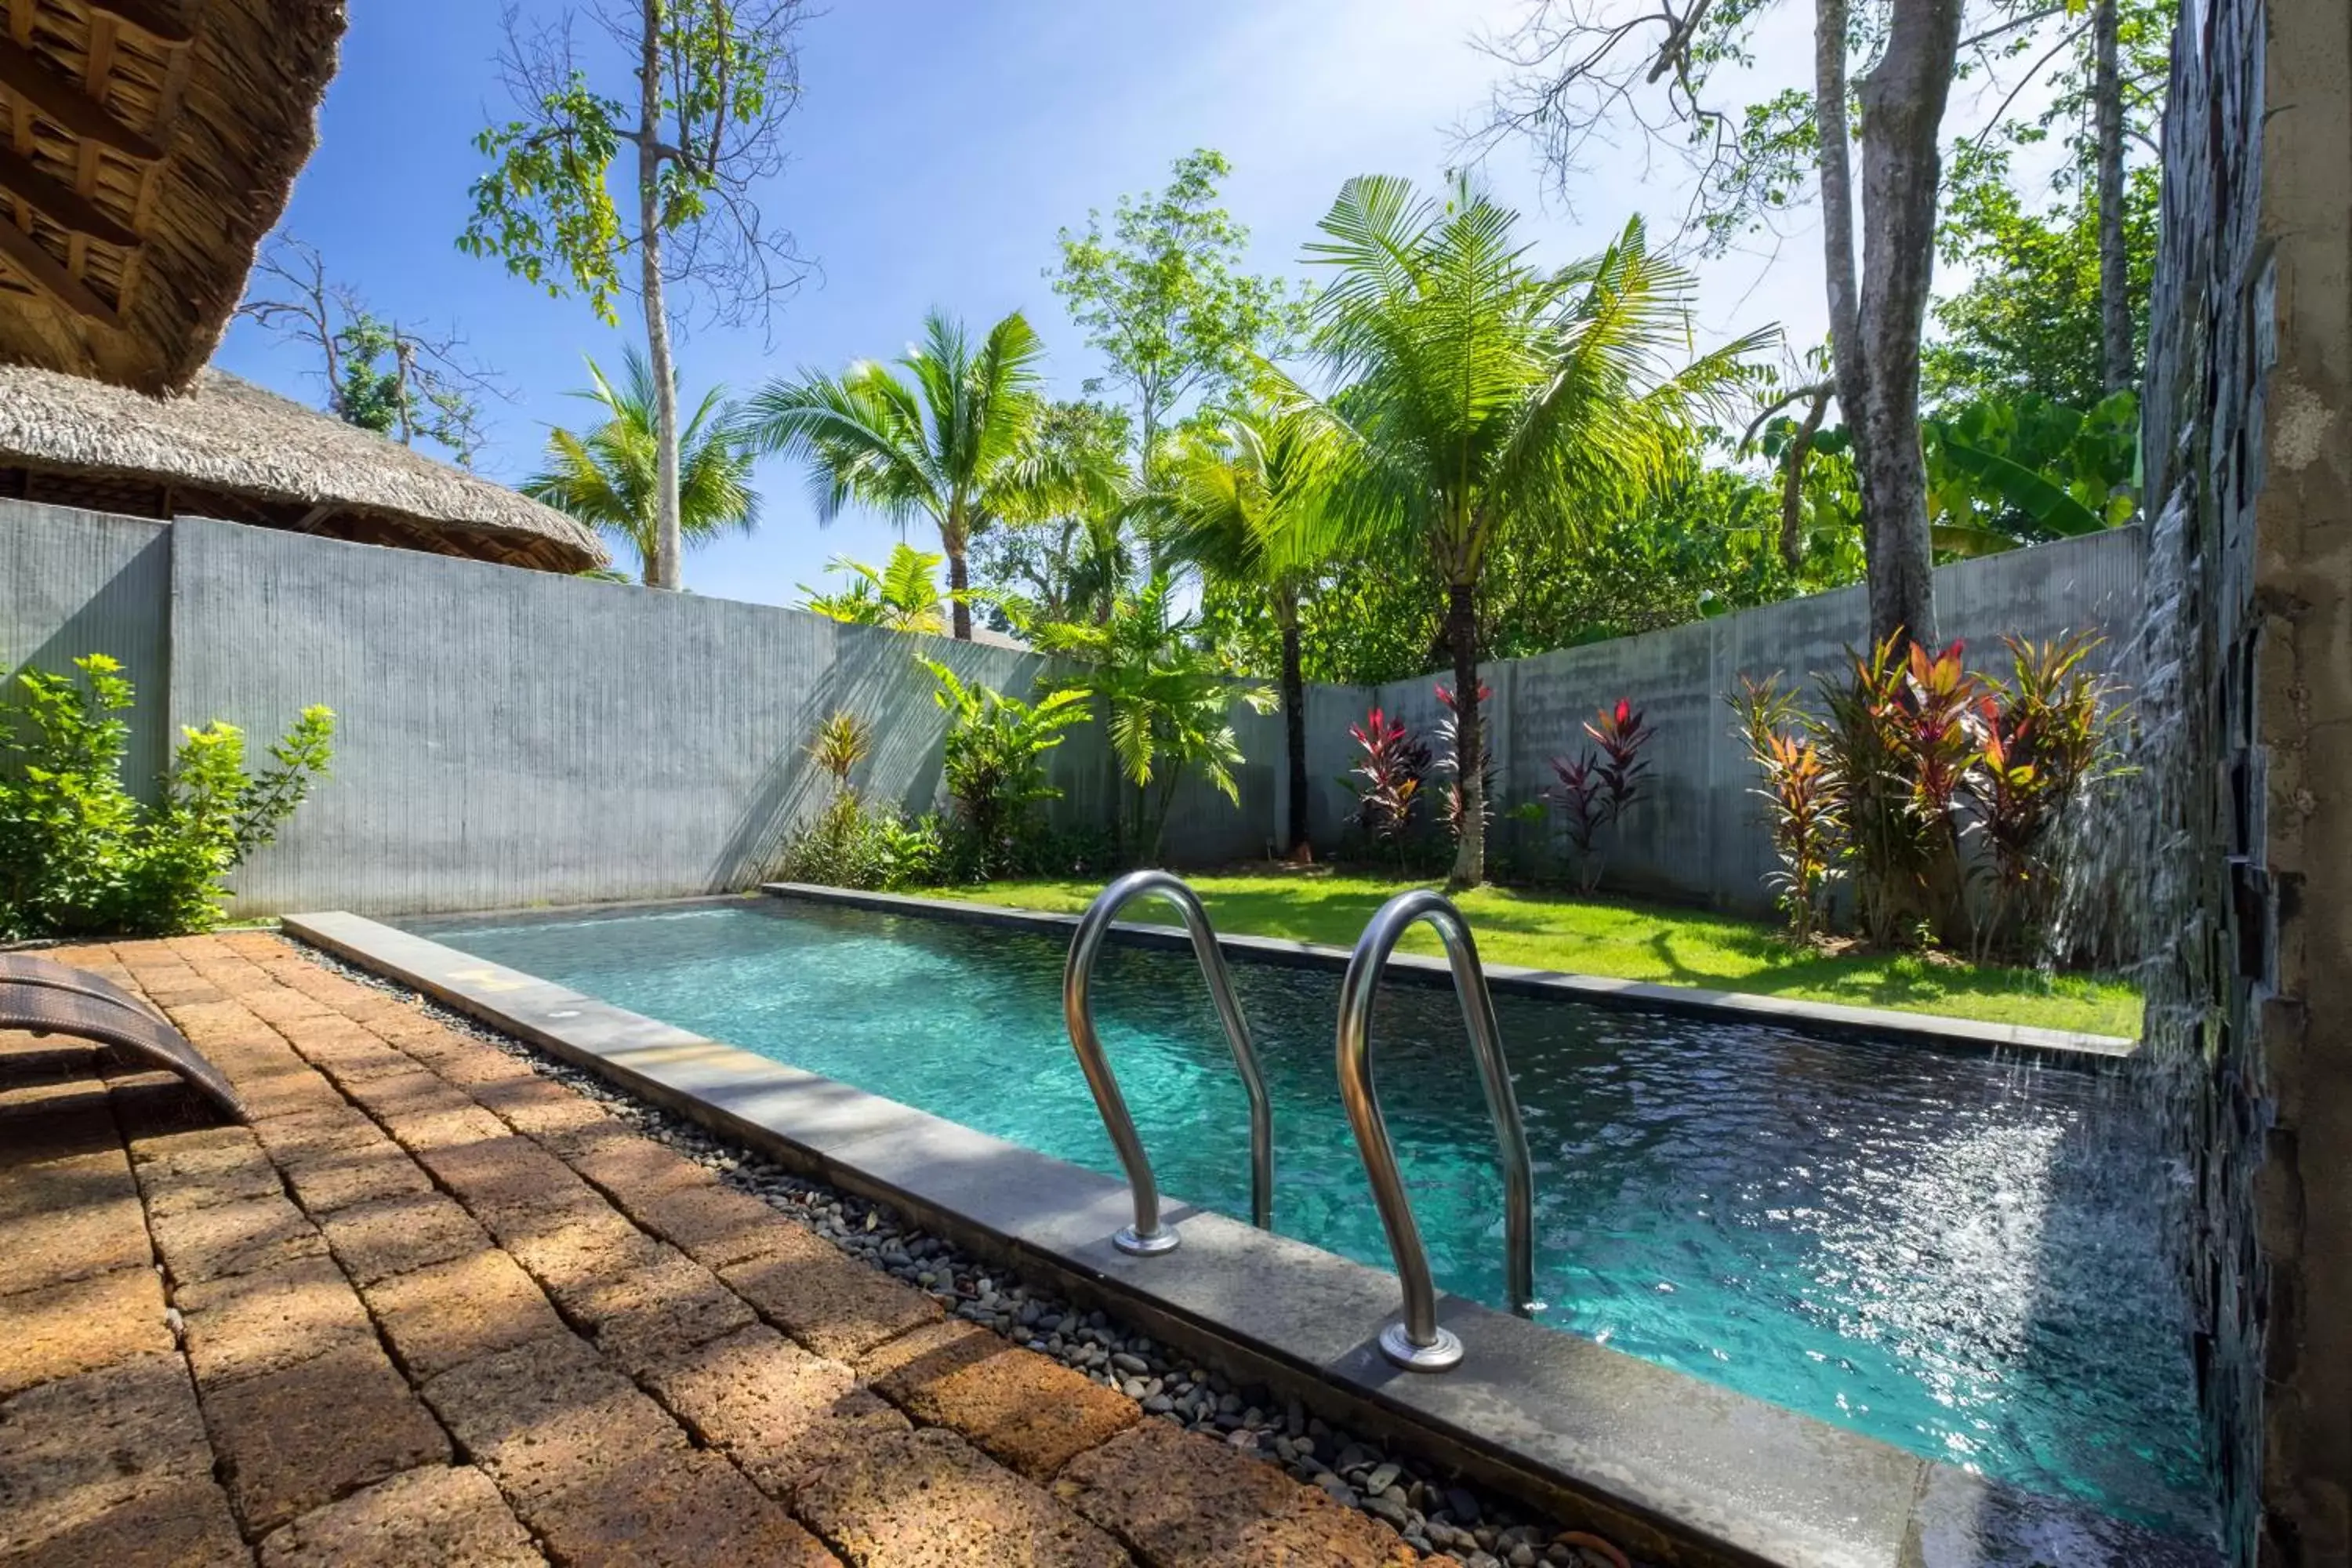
1816, 633, 1980, 946
1898, 639, 1982, 828
1434, 680, 1494, 847
1345, 705, 1428, 866
1546, 699, 1653, 892
1966, 633, 2125, 957
1729, 676, 1842, 942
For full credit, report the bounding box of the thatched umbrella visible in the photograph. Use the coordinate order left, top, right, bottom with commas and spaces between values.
0, 0, 343, 393
0, 364, 610, 572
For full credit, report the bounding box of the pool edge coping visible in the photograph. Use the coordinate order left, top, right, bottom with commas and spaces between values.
281, 908, 2208, 1568
757, 883, 2140, 1062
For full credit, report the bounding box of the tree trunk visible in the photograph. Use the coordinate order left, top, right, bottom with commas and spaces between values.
1851, 0, 1960, 655
1815, 0, 1867, 447
1279, 593, 1308, 857
2092, 0, 2132, 392
947, 541, 972, 641
1780, 388, 1831, 572
1444, 579, 1484, 890
637, 0, 684, 593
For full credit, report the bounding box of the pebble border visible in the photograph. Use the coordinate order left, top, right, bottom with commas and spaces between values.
282, 932, 1638, 1568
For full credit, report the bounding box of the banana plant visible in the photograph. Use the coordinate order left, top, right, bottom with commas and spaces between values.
1923, 390, 2140, 555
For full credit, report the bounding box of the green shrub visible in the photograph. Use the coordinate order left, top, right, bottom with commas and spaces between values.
916, 658, 1091, 880
775, 800, 943, 891
772, 705, 945, 891
0, 655, 335, 938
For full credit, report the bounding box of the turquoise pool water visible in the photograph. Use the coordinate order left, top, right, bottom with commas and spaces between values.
416, 898, 2210, 1537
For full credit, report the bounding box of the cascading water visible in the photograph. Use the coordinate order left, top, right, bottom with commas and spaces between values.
2070, 0, 2280, 1531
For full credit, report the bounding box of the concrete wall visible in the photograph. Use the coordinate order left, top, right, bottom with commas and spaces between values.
1301, 527, 2146, 913
1, 499, 174, 797
3, 511, 1273, 914
5, 505, 2139, 919
2135, 0, 2352, 1559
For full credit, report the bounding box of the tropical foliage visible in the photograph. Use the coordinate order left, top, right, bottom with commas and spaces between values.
753, 311, 1062, 641
1728, 677, 1842, 944
773, 707, 945, 891
1544, 700, 1654, 892
1924, 391, 2140, 556
1730, 633, 2129, 956
1342, 705, 1428, 865
1163, 401, 1338, 855
1025, 576, 1274, 860
0, 656, 335, 938
968, 399, 1135, 630
1281, 176, 1768, 886
915, 659, 1094, 877
1051, 148, 1305, 491
524, 350, 759, 584
798, 544, 956, 633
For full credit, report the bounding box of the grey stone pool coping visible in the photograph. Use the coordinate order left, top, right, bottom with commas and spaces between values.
284, 907, 2206, 1568
758, 883, 2141, 1062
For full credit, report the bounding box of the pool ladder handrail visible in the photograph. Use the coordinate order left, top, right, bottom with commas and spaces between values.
1063, 869, 1274, 1255
1337, 888, 1535, 1372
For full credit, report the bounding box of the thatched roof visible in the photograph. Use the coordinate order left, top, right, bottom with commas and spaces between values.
0, 0, 343, 393
0, 363, 609, 572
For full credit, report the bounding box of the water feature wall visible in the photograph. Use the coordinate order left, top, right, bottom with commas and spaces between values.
2133, 0, 2352, 1559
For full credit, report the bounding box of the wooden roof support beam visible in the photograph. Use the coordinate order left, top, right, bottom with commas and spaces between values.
87, 0, 197, 47
0, 218, 118, 324
0, 38, 165, 162
0, 147, 139, 247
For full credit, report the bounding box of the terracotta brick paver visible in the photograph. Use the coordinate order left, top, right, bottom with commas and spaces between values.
0, 935, 1436, 1567
1058, 1420, 1421, 1568
857, 1318, 1141, 1482
642, 1324, 910, 1504
256, 1465, 542, 1568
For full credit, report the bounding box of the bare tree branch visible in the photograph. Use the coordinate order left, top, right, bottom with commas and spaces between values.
1739, 379, 1836, 452
239, 233, 514, 465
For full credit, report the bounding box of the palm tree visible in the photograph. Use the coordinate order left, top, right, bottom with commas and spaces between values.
1287, 176, 1769, 887
523, 350, 758, 586
1165, 402, 1338, 858
797, 543, 953, 633
750, 310, 1061, 641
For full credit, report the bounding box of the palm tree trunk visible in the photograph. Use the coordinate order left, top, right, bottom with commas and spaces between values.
1445, 579, 1484, 890
1279, 593, 1309, 858
947, 544, 972, 641
637, 0, 684, 593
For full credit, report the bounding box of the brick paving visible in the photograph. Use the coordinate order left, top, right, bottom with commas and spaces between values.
0, 934, 1434, 1567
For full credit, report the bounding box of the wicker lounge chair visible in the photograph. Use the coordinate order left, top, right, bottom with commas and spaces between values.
1, 953, 245, 1120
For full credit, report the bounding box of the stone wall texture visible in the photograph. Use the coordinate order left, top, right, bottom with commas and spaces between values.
2136, 0, 2352, 1560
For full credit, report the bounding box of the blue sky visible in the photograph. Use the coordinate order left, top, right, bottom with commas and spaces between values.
215, 0, 1829, 605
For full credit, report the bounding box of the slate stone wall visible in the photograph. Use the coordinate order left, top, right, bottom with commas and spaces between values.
2136, 0, 2352, 1559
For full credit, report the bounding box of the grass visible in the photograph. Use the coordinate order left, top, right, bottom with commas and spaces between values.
927, 872, 2140, 1039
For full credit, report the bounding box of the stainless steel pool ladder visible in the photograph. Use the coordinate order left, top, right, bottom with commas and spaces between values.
1338, 889, 1535, 1372
1062, 869, 1274, 1256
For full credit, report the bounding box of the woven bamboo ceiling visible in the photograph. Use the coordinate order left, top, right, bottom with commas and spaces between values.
0, 0, 343, 394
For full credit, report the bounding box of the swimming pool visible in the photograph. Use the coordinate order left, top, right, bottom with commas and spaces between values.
412, 897, 2210, 1537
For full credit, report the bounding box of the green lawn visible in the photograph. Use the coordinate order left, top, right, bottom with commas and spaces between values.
929, 873, 2140, 1039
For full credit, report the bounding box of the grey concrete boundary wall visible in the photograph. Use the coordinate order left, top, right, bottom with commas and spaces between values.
1, 499, 175, 796
2, 507, 1272, 913
1299, 526, 2146, 915
2, 502, 2137, 917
